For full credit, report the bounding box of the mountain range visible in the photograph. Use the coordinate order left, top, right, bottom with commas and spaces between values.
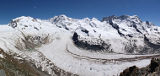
9, 15, 160, 54
0, 15, 160, 76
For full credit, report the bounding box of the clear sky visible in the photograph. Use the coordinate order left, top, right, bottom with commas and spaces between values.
0, 0, 160, 25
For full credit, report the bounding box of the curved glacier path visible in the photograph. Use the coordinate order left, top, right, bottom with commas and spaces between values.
38, 33, 155, 76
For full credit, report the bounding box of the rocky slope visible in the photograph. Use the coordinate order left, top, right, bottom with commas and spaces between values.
120, 57, 160, 76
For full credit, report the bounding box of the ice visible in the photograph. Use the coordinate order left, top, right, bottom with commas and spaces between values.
0, 15, 159, 76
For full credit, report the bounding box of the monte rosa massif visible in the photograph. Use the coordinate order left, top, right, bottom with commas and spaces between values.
0, 15, 160, 76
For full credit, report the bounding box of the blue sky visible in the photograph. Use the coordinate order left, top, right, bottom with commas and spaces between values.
0, 0, 160, 25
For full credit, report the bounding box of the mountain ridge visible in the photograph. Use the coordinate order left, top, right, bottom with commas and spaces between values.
0, 14, 160, 76
8, 15, 160, 54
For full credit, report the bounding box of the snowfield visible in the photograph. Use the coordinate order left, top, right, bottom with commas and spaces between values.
0, 15, 160, 76
38, 31, 151, 76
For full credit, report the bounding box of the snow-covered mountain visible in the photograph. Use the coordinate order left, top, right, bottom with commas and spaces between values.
0, 15, 160, 76
49, 15, 160, 54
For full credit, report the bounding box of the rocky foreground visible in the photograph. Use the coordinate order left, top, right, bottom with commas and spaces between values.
0, 48, 78, 76
120, 58, 160, 76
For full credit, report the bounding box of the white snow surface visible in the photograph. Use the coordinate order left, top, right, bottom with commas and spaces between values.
0, 15, 159, 76
38, 31, 151, 76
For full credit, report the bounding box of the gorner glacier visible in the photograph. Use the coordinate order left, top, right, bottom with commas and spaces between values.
0, 15, 160, 76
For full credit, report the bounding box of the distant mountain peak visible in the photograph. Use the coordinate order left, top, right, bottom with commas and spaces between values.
50, 14, 72, 23
57, 14, 68, 19
102, 15, 142, 23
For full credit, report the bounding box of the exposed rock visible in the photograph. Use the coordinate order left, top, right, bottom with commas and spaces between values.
120, 58, 160, 76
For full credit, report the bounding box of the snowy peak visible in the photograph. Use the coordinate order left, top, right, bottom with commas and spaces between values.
9, 16, 39, 29
119, 15, 140, 20
8, 16, 56, 33
102, 15, 142, 23
101, 15, 159, 37
102, 15, 117, 22
50, 14, 72, 23
48, 14, 158, 37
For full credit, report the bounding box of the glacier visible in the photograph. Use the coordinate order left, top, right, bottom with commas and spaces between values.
0, 15, 160, 76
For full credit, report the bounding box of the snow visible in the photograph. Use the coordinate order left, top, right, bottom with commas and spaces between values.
38, 32, 151, 76
0, 54, 4, 58
0, 15, 159, 76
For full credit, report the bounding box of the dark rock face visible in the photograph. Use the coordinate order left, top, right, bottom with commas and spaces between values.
144, 35, 160, 50
72, 32, 111, 51
72, 32, 79, 43
81, 29, 89, 34
118, 15, 130, 20
120, 66, 139, 76
124, 35, 160, 54
146, 21, 150, 25
139, 35, 160, 54
149, 59, 159, 73
120, 58, 160, 76
132, 22, 142, 34
108, 19, 125, 37
101, 15, 117, 22
9, 20, 18, 28
102, 15, 142, 23
124, 40, 137, 54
